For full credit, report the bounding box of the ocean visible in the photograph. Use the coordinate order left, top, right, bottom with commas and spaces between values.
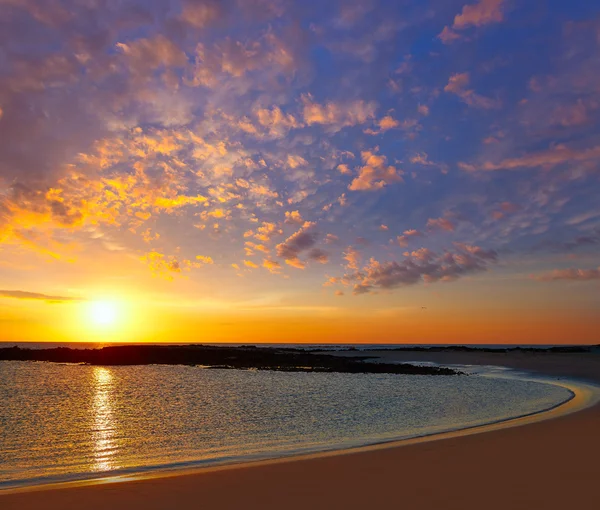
0, 359, 573, 490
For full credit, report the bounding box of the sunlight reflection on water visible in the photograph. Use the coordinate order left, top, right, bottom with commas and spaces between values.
92, 367, 117, 472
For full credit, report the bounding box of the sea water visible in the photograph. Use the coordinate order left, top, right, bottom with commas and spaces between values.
0, 360, 572, 489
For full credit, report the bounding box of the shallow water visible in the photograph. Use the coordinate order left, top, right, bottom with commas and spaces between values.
0, 360, 572, 489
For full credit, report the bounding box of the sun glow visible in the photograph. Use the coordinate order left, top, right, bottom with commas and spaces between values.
88, 300, 120, 327
68, 295, 151, 343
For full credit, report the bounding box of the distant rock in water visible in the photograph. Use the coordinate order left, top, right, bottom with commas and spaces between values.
0, 345, 461, 376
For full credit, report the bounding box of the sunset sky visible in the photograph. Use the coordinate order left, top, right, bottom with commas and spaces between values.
0, 0, 599, 344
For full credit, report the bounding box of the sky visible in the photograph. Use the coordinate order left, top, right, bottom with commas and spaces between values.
0, 0, 599, 344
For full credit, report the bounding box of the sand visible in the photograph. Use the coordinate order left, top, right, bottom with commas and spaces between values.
2, 351, 599, 510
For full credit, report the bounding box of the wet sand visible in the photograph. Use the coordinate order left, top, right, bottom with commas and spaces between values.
2, 351, 599, 510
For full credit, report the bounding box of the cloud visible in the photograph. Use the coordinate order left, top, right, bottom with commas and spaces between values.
397, 229, 424, 247
253, 222, 283, 242
286, 154, 308, 169
284, 210, 303, 224
426, 217, 455, 232
180, 0, 222, 28
364, 115, 401, 135
532, 267, 600, 282
343, 246, 361, 270
337, 164, 352, 175
116, 35, 188, 79
308, 248, 329, 264
461, 144, 600, 172
410, 153, 449, 173
142, 251, 207, 280
254, 106, 302, 138
187, 30, 298, 88
0, 290, 81, 303
302, 94, 377, 133
438, 26, 462, 44
348, 150, 403, 191
335, 243, 498, 295
439, 0, 506, 43
444, 72, 500, 109
453, 0, 506, 30
262, 258, 282, 274
417, 104, 430, 116
533, 232, 599, 253
275, 221, 318, 268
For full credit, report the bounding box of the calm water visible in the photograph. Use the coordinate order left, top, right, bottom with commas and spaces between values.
0, 361, 572, 489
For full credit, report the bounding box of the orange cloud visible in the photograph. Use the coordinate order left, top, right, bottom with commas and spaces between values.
142, 251, 206, 280
343, 246, 361, 270
364, 115, 399, 135
254, 222, 282, 242
337, 164, 352, 175
285, 210, 303, 224
302, 94, 377, 132
263, 258, 282, 274
348, 151, 403, 191
426, 217, 455, 232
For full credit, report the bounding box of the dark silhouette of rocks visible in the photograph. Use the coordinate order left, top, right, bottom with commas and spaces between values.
0, 345, 462, 375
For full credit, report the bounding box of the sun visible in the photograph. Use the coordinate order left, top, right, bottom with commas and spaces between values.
88, 300, 119, 327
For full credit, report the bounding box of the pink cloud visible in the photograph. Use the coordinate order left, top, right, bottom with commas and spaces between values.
532, 267, 600, 282
439, 0, 506, 44
444, 72, 500, 109
180, 0, 222, 28
426, 217, 455, 232
461, 144, 600, 172
116, 35, 187, 77
397, 229, 424, 247
454, 0, 505, 30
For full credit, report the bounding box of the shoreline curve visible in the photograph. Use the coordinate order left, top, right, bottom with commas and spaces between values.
2, 366, 598, 495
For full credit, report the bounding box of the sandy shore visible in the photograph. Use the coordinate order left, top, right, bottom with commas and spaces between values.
2, 351, 599, 510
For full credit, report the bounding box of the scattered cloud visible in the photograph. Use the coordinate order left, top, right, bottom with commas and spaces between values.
397, 229, 424, 247
532, 267, 600, 282
276, 221, 318, 268
348, 150, 403, 191
0, 290, 81, 303
333, 243, 498, 295
439, 0, 507, 43
302, 94, 377, 133
444, 72, 500, 109
460, 145, 600, 172
426, 217, 455, 232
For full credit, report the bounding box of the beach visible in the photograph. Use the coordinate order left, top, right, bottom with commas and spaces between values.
2, 350, 598, 510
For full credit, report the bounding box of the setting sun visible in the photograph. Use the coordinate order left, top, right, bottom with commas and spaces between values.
88, 301, 119, 327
